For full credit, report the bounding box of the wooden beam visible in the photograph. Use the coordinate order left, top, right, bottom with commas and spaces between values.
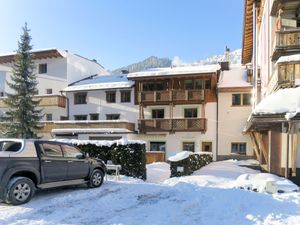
249, 132, 260, 160
254, 132, 268, 165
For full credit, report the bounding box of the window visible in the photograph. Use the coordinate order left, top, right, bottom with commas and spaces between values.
90, 113, 99, 120
61, 144, 84, 158
243, 93, 252, 106
202, 142, 212, 152
142, 81, 166, 91
184, 80, 193, 90
152, 109, 164, 119
40, 143, 63, 157
184, 108, 197, 118
74, 115, 87, 120
232, 93, 252, 106
121, 91, 131, 103
38, 64, 47, 74
231, 143, 246, 155
232, 94, 241, 106
106, 91, 116, 103
195, 79, 202, 89
182, 142, 195, 152
0, 141, 22, 152
46, 89, 52, 94
74, 92, 87, 104
150, 142, 166, 152
46, 114, 52, 121
0, 92, 4, 97
106, 114, 120, 120
204, 79, 211, 89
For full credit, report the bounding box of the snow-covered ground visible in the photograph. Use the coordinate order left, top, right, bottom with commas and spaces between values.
1, 160, 300, 225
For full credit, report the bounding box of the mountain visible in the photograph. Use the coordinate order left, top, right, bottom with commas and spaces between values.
111, 56, 172, 74
111, 49, 241, 74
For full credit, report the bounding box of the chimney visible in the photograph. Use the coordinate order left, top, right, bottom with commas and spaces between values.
219, 46, 230, 71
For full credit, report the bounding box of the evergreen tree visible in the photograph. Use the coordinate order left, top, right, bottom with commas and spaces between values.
3, 23, 43, 138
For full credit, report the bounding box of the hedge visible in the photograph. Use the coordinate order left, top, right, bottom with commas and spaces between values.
169, 152, 212, 177
55, 139, 147, 180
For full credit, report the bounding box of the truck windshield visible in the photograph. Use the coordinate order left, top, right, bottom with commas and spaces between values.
0, 141, 22, 152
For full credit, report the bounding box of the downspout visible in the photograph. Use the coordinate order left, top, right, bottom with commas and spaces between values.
285, 121, 292, 178
253, 1, 257, 107
216, 80, 219, 161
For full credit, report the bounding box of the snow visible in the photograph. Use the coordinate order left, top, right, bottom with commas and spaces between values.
52, 138, 146, 147
1, 160, 299, 225
127, 64, 221, 78
168, 151, 192, 162
253, 87, 300, 119
218, 66, 252, 88
146, 162, 171, 183
63, 74, 134, 91
51, 128, 132, 134
277, 54, 300, 64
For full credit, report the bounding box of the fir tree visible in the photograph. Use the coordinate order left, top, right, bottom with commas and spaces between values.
3, 23, 43, 138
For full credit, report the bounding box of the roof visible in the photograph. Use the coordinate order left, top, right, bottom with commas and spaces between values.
218, 65, 252, 89
253, 87, 300, 120
63, 74, 134, 92
51, 128, 133, 134
127, 64, 220, 79
0, 48, 65, 64
242, 0, 253, 65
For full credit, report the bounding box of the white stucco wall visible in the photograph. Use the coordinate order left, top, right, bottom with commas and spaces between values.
66, 52, 107, 85
67, 88, 138, 124
218, 92, 253, 157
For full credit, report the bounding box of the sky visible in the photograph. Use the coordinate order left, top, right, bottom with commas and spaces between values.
0, 0, 244, 70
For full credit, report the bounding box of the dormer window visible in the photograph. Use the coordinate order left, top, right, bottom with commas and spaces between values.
38, 64, 47, 74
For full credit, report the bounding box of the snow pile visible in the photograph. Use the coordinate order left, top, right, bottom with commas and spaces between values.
218, 65, 252, 88
253, 87, 300, 119
52, 138, 146, 147
146, 162, 171, 183
277, 54, 300, 64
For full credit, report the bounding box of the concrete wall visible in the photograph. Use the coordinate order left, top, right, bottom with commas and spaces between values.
218, 92, 253, 158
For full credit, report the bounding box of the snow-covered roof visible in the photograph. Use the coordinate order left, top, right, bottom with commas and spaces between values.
218, 65, 252, 88
277, 54, 300, 64
253, 87, 300, 119
127, 64, 220, 79
52, 128, 133, 134
63, 75, 134, 92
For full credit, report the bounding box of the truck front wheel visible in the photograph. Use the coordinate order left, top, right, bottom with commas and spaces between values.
6, 177, 35, 205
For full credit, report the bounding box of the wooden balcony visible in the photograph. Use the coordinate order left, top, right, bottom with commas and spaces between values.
39, 120, 135, 133
267, 61, 300, 92
138, 89, 205, 105
139, 118, 206, 133
0, 95, 67, 108
272, 29, 300, 61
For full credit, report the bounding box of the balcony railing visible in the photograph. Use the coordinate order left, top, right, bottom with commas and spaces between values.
139, 118, 206, 133
267, 61, 300, 93
0, 95, 67, 108
138, 89, 205, 104
39, 120, 135, 133
272, 29, 300, 61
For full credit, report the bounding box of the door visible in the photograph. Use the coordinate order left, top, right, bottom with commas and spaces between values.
38, 142, 67, 183
61, 144, 90, 180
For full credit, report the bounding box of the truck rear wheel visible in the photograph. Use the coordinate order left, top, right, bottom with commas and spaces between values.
6, 177, 35, 205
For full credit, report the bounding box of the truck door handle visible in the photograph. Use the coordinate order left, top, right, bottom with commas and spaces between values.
44, 160, 52, 163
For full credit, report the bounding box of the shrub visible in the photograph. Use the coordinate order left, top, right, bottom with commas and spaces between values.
169, 152, 212, 177
55, 139, 146, 180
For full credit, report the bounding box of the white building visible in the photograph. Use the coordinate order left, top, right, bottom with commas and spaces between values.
0, 48, 107, 123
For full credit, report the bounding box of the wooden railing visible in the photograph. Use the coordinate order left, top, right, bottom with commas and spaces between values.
138, 89, 205, 104
39, 121, 135, 133
139, 118, 206, 133
0, 95, 67, 108
272, 28, 300, 60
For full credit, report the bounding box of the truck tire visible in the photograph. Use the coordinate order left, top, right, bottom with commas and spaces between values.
88, 169, 104, 188
6, 177, 35, 205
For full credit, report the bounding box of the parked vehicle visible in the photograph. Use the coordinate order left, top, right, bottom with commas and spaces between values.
0, 139, 106, 205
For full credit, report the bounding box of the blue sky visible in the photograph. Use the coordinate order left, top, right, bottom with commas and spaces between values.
0, 0, 244, 70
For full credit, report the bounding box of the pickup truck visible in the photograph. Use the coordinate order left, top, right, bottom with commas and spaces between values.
0, 139, 106, 205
